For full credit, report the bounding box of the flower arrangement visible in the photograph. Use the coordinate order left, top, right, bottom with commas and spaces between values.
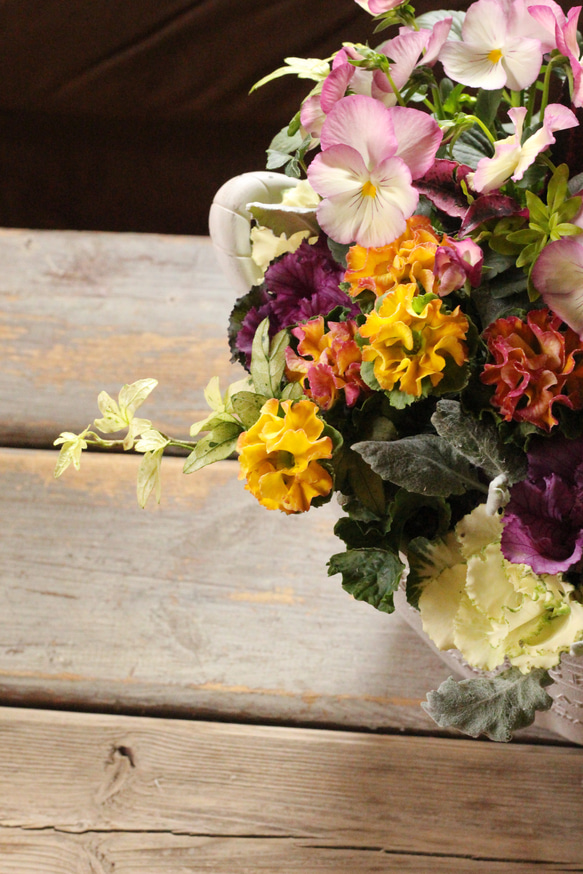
55, 0, 583, 742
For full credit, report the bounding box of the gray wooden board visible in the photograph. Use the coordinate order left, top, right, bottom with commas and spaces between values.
3, 832, 581, 874
0, 707, 581, 869
0, 447, 558, 740
0, 229, 241, 447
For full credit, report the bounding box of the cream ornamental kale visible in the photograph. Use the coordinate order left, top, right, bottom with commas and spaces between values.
501, 435, 583, 576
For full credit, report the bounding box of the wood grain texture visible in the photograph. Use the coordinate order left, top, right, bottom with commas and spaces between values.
2, 831, 581, 874
0, 446, 560, 740
0, 229, 241, 446
0, 707, 582, 867
0, 446, 449, 734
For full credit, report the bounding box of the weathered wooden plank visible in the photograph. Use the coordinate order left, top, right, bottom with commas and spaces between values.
0, 446, 447, 733
0, 447, 559, 740
2, 831, 580, 874
0, 229, 241, 447
0, 707, 581, 866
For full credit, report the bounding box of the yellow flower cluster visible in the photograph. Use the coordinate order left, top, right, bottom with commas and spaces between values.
237, 398, 333, 514
359, 283, 469, 397
344, 215, 446, 298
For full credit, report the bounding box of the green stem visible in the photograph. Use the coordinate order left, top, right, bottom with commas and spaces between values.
384, 68, 406, 107
465, 114, 496, 144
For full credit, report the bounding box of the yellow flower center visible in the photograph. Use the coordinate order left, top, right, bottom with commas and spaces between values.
488, 48, 503, 64
361, 180, 377, 199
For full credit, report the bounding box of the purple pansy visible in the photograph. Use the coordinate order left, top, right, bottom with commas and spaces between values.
235, 239, 357, 365
501, 435, 583, 575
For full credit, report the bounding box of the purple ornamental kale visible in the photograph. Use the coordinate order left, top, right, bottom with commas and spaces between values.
501, 435, 583, 575
235, 238, 357, 366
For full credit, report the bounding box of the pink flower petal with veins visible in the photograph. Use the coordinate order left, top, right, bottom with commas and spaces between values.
532, 237, 583, 338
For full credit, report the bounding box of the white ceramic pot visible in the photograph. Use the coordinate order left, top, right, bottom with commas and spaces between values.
208, 171, 302, 295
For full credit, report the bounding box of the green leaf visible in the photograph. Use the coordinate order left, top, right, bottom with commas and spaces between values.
231, 391, 269, 430
248, 203, 319, 238
423, 668, 553, 742
474, 88, 503, 128
136, 448, 164, 508
280, 381, 304, 401
53, 431, 88, 477
431, 400, 527, 483
250, 319, 289, 397
183, 422, 242, 474
353, 434, 485, 496
328, 548, 404, 613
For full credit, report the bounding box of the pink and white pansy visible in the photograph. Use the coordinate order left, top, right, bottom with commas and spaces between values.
439, 0, 543, 90
355, 0, 404, 12
555, 5, 583, 107
307, 94, 442, 247
468, 103, 578, 193
532, 236, 583, 338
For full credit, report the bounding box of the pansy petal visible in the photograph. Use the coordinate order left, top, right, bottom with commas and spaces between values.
389, 106, 443, 178
532, 237, 583, 338
460, 0, 509, 49
319, 94, 397, 166
440, 41, 509, 89
307, 144, 368, 198
501, 37, 543, 90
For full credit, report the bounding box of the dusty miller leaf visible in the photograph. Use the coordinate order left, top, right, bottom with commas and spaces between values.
352, 434, 485, 497
423, 668, 553, 742
431, 400, 527, 484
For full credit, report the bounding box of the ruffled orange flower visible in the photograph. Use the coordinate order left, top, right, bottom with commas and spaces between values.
344, 215, 448, 298
481, 308, 583, 431
237, 398, 333, 514
359, 283, 469, 397
285, 317, 368, 410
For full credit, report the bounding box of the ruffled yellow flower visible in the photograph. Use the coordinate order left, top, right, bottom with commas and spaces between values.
237, 398, 333, 514
344, 215, 447, 298
359, 283, 469, 397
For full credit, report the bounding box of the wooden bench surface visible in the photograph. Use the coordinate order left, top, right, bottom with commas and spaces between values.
1, 228, 581, 872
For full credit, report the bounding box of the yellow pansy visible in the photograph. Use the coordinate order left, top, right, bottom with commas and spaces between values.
359, 283, 469, 397
237, 398, 333, 514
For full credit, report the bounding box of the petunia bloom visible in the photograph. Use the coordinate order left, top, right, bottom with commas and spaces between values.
481, 308, 583, 431
237, 398, 333, 514
307, 95, 442, 248
359, 283, 469, 396
439, 0, 543, 91
501, 434, 583, 574
285, 317, 368, 409
532, 236, 583, 339
468, 104, 578, 194
416, 503, 583, 672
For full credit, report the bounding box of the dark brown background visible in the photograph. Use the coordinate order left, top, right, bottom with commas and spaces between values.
0, 0, 475, 235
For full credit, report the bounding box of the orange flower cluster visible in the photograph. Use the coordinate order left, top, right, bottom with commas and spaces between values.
285, 317, 368, 410
344, 215, 449, 299
359, 283, 469, 397
237, 398, 333, 514
481, 309, 583, 431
